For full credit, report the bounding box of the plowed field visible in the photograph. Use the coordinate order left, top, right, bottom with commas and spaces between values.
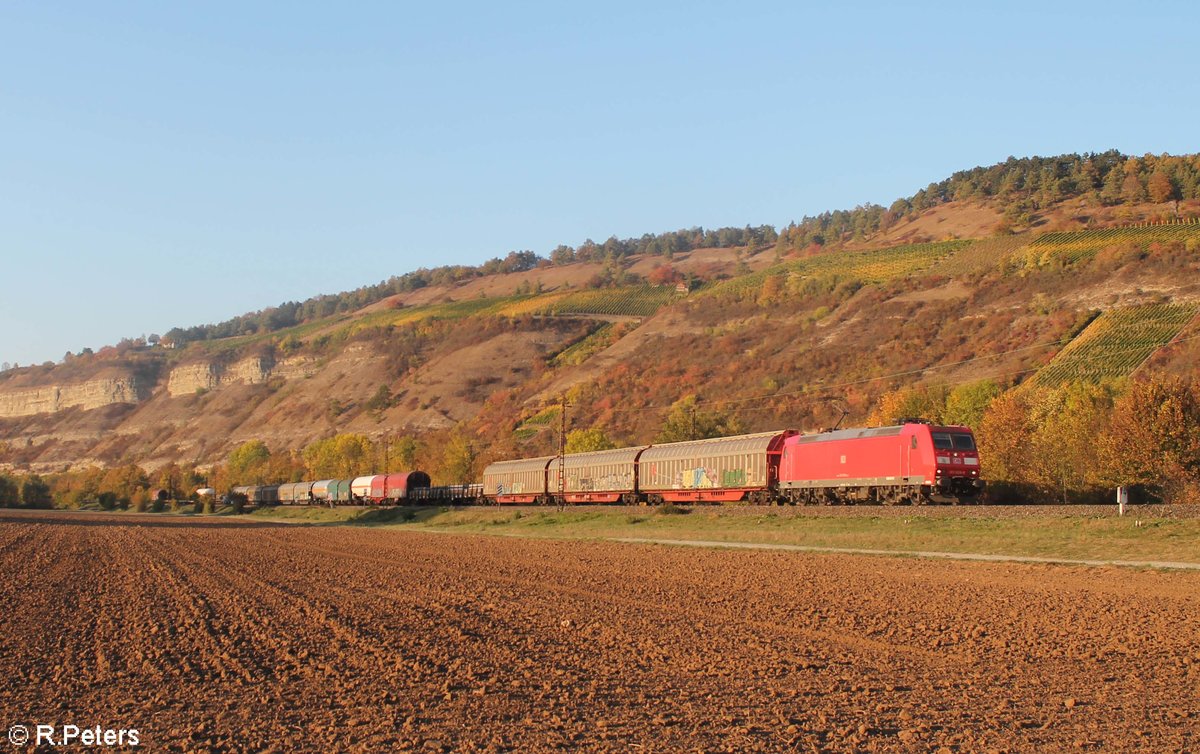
1, 510, 1197, 753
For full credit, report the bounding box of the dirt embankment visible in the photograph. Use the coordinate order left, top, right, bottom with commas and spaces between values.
0, 510, 1196, 752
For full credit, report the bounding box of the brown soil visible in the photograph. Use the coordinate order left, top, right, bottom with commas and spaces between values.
1, 510, 1196, 753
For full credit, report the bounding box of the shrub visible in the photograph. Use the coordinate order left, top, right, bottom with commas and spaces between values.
655, 503, 690, 515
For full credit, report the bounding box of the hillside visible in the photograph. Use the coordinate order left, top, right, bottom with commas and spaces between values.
2, 152, 1200, 505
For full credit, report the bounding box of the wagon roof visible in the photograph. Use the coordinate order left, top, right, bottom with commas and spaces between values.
562, 445, 646, 469
638, 431, 788, 462
789, 426, 904, 444
483, 456, 556, 476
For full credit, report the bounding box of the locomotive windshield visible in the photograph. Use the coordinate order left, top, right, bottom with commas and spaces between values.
933, 432, 976, 451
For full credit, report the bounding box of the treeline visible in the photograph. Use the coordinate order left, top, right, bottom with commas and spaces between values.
774, 151, 1200, 251
144, 151, 1200, 359
162, 226, 776, 348
0, 464, 207, 511
210, 431, 477, 489
871, 374, 1200, 504
49, 463, 207, 511
15, 397, 738, 512
0, 473, 53, 508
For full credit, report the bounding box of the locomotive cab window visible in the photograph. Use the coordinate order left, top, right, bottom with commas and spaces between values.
932, 433, 953, 450
951, 434, 976, 450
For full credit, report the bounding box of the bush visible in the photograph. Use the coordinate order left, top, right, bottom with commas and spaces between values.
129, 488, 149, 512
655, 503, 690, 516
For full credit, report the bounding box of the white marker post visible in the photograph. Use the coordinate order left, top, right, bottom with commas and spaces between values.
1117, 486, 1128, 516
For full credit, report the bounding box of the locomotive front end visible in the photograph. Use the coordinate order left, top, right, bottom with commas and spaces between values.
930, 426, 984, 501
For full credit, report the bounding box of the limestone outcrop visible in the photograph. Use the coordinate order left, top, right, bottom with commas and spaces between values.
0, 376, 142, 418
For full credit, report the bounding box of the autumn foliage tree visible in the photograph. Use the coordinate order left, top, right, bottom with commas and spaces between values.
303, 434, 376, 479
226, 440, 271, 485
439, 431, 478, 485
975, 390, 1037, 498
657, 395, 741, 443
866, 385, 950, 426
1098, 375, 1200, 503
565, 428, 616, 454
1025, 383, 1116, 503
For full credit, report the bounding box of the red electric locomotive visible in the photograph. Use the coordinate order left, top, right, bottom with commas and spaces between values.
777, 420, 982, 504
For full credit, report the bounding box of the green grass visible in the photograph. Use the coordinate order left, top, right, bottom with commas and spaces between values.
247, 505, 428, 524
1031, 302, 1198, 386
249, 505, 1200, 566
171, 504, 1200, 569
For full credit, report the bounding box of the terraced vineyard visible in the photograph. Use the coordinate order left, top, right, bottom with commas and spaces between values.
928, 234, 1031, 276
534, 286, 681, 317
1030, 302, 1200, 387
348, 294, 537, 333
550, 322, 619, 367
709, 239, 971, 299
331, 285, 678, 340
1018, 221, 1200, 269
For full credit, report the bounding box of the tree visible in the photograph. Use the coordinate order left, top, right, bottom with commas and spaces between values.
1121, 173, 1147, 204
943, 380, 1001, 428
647, 264, 681, 286
1100, 165, 1124, 205
757, 274, 784, 307
1026, 383, 1114, 503
20, 476, 52, 508
391, 436, 420, 471
1147, 171, 1178, 204
227, 440, 271, 485
441, 432, 477, 484
0, 475, 18, 506
565, 428, 616, 454
365, 385, 393, 415
302, 434, 376, 478
99, 464, 149, 507
657, 396, 741, 443
867, 385, 949, 426
1098, 375, 1200, 503
976, 390, 1037, 493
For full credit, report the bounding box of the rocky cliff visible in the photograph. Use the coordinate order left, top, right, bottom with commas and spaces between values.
0, 375, 143, 418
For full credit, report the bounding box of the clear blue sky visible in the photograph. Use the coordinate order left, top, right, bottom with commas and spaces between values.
2, 1, 1197, 367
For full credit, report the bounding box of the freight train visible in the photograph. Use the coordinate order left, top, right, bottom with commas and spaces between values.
231, 420, 982, 506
